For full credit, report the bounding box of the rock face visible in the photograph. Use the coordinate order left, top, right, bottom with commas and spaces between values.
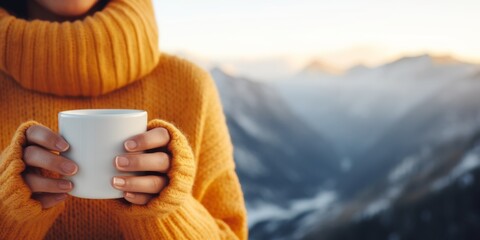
211, 67, 340, 207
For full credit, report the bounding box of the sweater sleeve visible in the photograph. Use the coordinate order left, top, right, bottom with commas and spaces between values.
0, 121, 65, 239
112, 74, 248, 239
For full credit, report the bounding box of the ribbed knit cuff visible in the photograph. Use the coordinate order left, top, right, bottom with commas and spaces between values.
111, 119, 196, 217
0, 121, 64, 237
120, 195, 225, 240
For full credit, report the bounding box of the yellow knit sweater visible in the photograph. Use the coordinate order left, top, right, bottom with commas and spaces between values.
0, 0, 247, 239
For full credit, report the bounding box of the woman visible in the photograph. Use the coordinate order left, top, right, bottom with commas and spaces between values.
0, 0, 247, 239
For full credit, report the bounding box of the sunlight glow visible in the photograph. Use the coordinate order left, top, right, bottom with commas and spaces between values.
154, 0, 480, 69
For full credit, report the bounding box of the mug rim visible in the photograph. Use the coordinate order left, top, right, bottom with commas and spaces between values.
59, 109, 146, 118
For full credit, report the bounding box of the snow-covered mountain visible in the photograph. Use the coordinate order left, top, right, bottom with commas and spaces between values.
275, 54, 480, 159
267, 55, 480, 239
206, 54, 480, 239
210, 68, 340, 228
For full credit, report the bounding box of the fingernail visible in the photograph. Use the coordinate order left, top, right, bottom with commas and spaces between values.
113, 177, 126, 187
116, 156, 129, 167
58, 181, 72, 190
56, 140, 69, 151
125, 140, 137, 150
55, 193, 68, 201
61, 162, 77, 174
125, 192, 135, 198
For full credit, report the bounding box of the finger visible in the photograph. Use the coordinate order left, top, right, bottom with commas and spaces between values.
32, 193, 68, 209
23, 145, 78, 176
124, 127, 170, 152
112, 175, 167, 194
26, 125, 69, 152
123, 192, 154, 205
115, 152, 170, 173
24, 173, 73, 193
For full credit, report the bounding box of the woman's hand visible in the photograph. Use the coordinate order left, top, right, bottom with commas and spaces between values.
23, 125, 78, 209
112, 127, 171, 205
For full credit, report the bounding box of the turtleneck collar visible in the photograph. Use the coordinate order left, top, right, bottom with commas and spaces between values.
0, 0, 160, 97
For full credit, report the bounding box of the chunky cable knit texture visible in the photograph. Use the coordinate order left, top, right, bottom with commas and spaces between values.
0, 0, 247, 239
0, 0, 159, 97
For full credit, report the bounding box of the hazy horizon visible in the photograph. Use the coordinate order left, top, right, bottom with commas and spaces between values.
170, 50, 478, 81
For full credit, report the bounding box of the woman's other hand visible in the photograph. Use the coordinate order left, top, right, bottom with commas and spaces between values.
23, 125, 78, 209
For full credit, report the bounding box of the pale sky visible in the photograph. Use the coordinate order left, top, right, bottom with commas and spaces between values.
154, 0, 480, 70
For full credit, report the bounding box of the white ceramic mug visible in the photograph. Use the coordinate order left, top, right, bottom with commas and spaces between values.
58, 109, 147, 199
